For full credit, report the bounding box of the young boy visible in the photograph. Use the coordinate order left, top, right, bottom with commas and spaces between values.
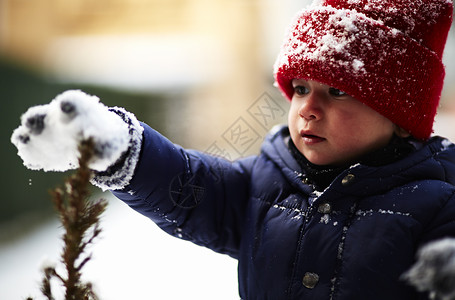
11, 0, 455, 299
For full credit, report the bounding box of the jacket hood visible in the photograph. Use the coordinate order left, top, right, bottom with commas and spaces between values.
261, 125, 455, 196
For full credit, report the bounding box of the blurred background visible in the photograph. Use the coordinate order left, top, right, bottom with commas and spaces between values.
0, 0, 454, 299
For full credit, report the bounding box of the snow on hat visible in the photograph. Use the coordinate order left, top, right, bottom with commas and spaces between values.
274, 0, 453, 140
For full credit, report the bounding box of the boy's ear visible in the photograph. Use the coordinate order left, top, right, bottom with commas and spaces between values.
394, 126, 411, 138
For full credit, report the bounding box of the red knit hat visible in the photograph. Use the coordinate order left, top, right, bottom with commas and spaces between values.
274, 0, 453, 140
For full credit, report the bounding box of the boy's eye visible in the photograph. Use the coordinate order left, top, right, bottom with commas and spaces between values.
294, 85, 309, 96
329, 87, 347, 97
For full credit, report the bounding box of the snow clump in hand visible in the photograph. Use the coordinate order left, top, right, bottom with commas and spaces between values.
403, 238, 455, 300
11, 90, 130, 172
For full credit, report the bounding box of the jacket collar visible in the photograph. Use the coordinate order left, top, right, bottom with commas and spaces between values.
261, 125, 455, 198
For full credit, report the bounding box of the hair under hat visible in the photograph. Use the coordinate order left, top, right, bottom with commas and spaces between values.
274, 0, 453, 140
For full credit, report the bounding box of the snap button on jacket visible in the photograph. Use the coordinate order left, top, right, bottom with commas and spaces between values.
341, 173, 355, 186
302, 272, 320, 289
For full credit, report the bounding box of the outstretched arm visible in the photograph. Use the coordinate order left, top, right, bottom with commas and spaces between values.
111, 122, 255, 259
11, 90, 255, 258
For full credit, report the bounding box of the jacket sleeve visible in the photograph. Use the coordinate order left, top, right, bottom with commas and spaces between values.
419, 188, 455, 245
112, 122, 255, 259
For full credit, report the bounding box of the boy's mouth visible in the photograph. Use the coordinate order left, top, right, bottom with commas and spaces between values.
300, 131, 325, 144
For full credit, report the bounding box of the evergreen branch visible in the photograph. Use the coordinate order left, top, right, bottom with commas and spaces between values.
29, 138, 107, 300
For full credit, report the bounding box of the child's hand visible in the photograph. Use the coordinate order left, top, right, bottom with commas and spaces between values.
403, 238, 455, 300
11, 90, 130, 172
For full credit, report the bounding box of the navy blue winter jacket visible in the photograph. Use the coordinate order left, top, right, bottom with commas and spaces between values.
113, 123, 455, 299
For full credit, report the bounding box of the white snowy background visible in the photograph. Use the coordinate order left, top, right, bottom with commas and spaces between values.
0, 196, 239, 300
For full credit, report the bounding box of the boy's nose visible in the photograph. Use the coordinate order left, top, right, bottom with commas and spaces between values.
298, 93, 322, 121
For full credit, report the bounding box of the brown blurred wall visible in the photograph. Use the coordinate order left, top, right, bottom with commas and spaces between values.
0, 0, 286, 152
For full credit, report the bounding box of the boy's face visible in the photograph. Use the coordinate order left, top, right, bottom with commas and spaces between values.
288, 79, 395, 166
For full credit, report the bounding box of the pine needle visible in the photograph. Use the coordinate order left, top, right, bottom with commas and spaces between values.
29, 139, 107, 300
